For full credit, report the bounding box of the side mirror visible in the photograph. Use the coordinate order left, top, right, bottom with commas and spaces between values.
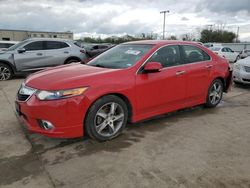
18, 48, 26, 53
143, 62, 163, 73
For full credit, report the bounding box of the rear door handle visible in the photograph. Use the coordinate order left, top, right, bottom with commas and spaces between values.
205, 65, 213, 68
36, 53, 43, 56
64, 51, 69, 54
176, 70, 186, 76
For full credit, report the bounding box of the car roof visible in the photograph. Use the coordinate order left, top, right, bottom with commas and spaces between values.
23, 38, 73, 42
123, 40, 203, 46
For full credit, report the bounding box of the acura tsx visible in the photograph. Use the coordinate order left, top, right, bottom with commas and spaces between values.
16, 40, 232, 141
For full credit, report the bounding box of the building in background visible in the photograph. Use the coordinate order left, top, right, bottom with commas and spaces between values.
0, 29, 73, 41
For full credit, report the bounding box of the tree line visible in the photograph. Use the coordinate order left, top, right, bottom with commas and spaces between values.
78, 29, 237, 44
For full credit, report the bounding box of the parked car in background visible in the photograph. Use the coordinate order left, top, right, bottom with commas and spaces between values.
233, 56, 250, 84
16, 40, 232, 141
210, 46, 239, 63
239, 49, 250, 59
0, 41, 18, 51
83, 43, 114, 58
0, 38, 87, 80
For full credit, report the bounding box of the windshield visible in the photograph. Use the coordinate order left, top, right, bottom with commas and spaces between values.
88, 44, 153, 69
210, 47, 221, 51
6, 40, 27, 51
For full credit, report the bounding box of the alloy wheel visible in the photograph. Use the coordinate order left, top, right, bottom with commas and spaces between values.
94, 102, 125, 137
209, 82, 222, 105
0, 66, 11, 81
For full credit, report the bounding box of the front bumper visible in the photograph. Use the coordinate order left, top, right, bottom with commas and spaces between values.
15, 94, 90, 138
233, 69, 250, 84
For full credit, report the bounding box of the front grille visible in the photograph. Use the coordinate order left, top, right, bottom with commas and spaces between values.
244, 66, 250, 73
17, 93, 30, 101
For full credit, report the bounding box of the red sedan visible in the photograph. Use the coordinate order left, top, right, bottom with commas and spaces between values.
16, 40, 232, 141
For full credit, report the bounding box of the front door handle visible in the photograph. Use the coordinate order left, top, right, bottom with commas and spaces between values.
36, 53, 43, 56
205, 65, 213, 69
176, 70, 186, 76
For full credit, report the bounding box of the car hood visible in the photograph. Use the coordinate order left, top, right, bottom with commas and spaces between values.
237, 57, 250, 66
25, 63, 120, 90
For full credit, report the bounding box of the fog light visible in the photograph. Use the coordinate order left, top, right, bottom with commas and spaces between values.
38, 120, 54, 130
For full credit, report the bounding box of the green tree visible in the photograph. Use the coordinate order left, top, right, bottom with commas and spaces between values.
200, 29, 236, 43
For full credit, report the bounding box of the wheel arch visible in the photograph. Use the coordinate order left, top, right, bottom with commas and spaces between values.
0, 60, 16, 73
84, 93, 133, 125
213, 76, 226, 92
64, 56, 81, 64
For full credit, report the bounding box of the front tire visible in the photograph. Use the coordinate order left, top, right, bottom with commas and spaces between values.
205, 79, 223, 108
0, 63, 13, 81
85, 95, 128, 141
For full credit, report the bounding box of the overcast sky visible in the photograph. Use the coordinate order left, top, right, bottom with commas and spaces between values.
1, 0, 250, 41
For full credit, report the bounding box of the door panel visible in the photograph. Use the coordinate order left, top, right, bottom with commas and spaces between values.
14, 50, 49, 71
44, 47, 70, 66
43, 41, 70, 66
180, 45, 211, 104
136, 67, 187, 116
185, 62, 210, 102
14, 41, 50, 71
135, 45, 186, 118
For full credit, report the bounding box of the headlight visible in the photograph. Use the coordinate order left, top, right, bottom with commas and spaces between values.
36, 87, 88, 100
234, 63, 241, 70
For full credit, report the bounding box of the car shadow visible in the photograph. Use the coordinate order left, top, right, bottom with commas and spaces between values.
234, 82, 250, 90
26, 105, 219, 156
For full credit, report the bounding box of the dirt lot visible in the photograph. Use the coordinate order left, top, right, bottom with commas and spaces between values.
0, 78, 250, 188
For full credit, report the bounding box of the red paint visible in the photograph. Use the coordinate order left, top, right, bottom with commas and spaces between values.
16, 40, 231, 138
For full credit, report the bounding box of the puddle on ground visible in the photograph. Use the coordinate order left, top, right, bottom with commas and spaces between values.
0, 151, 43, 186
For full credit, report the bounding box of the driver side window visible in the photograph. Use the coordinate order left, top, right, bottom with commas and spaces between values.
24, 41, 44, 51
147, 45, 181, 68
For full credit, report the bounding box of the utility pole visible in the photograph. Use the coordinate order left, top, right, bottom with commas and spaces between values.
236, 26, 240, 43
160, 10, 170, 40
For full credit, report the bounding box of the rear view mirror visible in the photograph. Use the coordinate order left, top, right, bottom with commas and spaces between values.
143, 62, 163, 73
18, 48, 26, 53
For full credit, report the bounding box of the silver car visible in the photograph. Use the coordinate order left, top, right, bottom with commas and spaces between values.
0, 38, 87, 80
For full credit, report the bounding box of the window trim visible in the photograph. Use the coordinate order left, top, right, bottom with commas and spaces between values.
136, 44, 212, 74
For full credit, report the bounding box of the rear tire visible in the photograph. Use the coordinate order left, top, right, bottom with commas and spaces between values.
85, 95, 128, 141
205, 79, 223, 108
0, 63, 13, 81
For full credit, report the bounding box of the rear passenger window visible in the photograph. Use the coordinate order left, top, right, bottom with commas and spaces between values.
45, 41, 69, 50
147, 45, 181, 68
182, 45, 210, 63
24, 41, 44, 51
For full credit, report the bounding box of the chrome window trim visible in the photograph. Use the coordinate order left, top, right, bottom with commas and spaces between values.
136, 44, 212, 74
